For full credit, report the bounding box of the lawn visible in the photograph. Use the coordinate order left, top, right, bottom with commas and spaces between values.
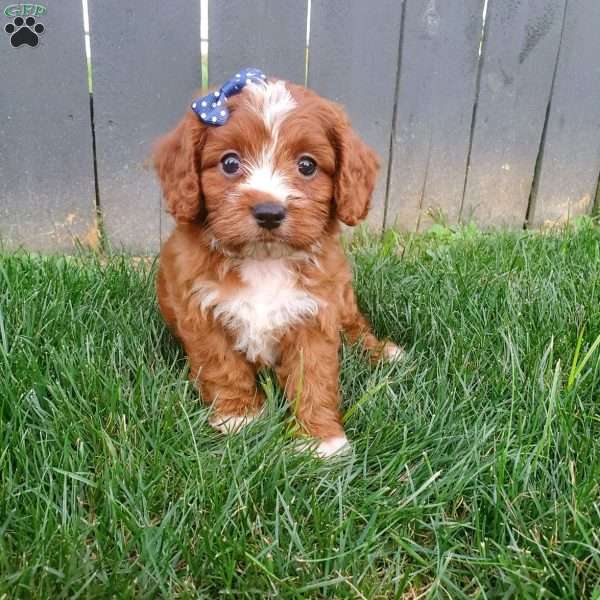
1, 224, 599, 598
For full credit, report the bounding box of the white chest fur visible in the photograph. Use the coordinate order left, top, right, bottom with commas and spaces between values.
198, 259, 319, 365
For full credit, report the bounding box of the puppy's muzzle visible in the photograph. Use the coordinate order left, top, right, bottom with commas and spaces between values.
252, 203, 286, 230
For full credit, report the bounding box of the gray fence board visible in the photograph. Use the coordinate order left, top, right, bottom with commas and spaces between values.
208, 0, 306, 86
89, 0, 201, 253
387, 0, 484, 231
462, 0, 565, 227
530, 0, 600, 227
308, 0, 404, 230
4, 1, 600, 253
0, 1, 95, 252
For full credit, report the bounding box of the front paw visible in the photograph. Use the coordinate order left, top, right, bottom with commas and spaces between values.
382, 341, 405, 362
296, 435, 351, 459
209, 409, 263, 433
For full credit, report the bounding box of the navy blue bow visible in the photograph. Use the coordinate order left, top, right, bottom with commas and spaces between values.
191, 68, 266, 126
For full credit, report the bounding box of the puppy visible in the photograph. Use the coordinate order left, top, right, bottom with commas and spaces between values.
154, 69, 402, 457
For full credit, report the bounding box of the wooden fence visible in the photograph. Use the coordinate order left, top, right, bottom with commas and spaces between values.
1, 0, 600, 253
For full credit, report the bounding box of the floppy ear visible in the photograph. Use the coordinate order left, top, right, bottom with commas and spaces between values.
331, 112, 380, 226
153, 111, 206, 223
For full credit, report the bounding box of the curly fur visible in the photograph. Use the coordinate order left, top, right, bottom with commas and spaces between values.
154, 78, 401, 454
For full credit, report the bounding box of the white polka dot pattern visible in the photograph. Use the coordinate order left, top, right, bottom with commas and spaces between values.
191, 68, 266, 126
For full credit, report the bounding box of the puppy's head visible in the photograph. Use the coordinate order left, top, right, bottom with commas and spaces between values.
154, 77, 379, 254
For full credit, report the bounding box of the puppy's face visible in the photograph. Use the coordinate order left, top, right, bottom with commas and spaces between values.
154, 79, 379, 255
201, 82, 338, 253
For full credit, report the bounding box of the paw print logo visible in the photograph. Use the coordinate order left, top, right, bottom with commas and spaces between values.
4, 16, 45, 47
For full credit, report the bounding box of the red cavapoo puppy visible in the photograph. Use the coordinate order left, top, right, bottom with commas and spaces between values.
154, 69, 402, 457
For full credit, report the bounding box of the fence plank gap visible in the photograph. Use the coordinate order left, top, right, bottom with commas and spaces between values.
383, 0, 409, 230
308, 0, 404, 230
461, 0, 566, 227
208, 0, 307, 87
89, 93, 102, 247
388, 0, 486, 232
524, 4, 567, 230
459, 4, 491, 228
594, 170, 600, 217
0, 1, 96, 252
529, 0, 600, 228
88, 0, 201, 254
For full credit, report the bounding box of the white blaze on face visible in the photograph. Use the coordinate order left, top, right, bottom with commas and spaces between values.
242, 159, 293, 203
241, 80, 297, 204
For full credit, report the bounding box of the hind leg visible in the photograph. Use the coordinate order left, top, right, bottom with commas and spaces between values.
340, 283, 404, 363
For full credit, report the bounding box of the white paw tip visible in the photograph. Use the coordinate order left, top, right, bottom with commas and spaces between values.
297, 436, 351, 458
209, 411, 261, 434
383, 342, 405, 362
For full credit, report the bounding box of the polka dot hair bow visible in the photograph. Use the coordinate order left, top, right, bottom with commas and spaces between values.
191, 67, 267, 126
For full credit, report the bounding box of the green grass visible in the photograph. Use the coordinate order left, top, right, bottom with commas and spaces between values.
1, 225, 599, 598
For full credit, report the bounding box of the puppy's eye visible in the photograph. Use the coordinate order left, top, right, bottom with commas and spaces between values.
297, 156, 317, 177
220, 153, 241, 176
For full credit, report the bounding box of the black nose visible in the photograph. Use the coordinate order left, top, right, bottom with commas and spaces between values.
252, 203, 286, 230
